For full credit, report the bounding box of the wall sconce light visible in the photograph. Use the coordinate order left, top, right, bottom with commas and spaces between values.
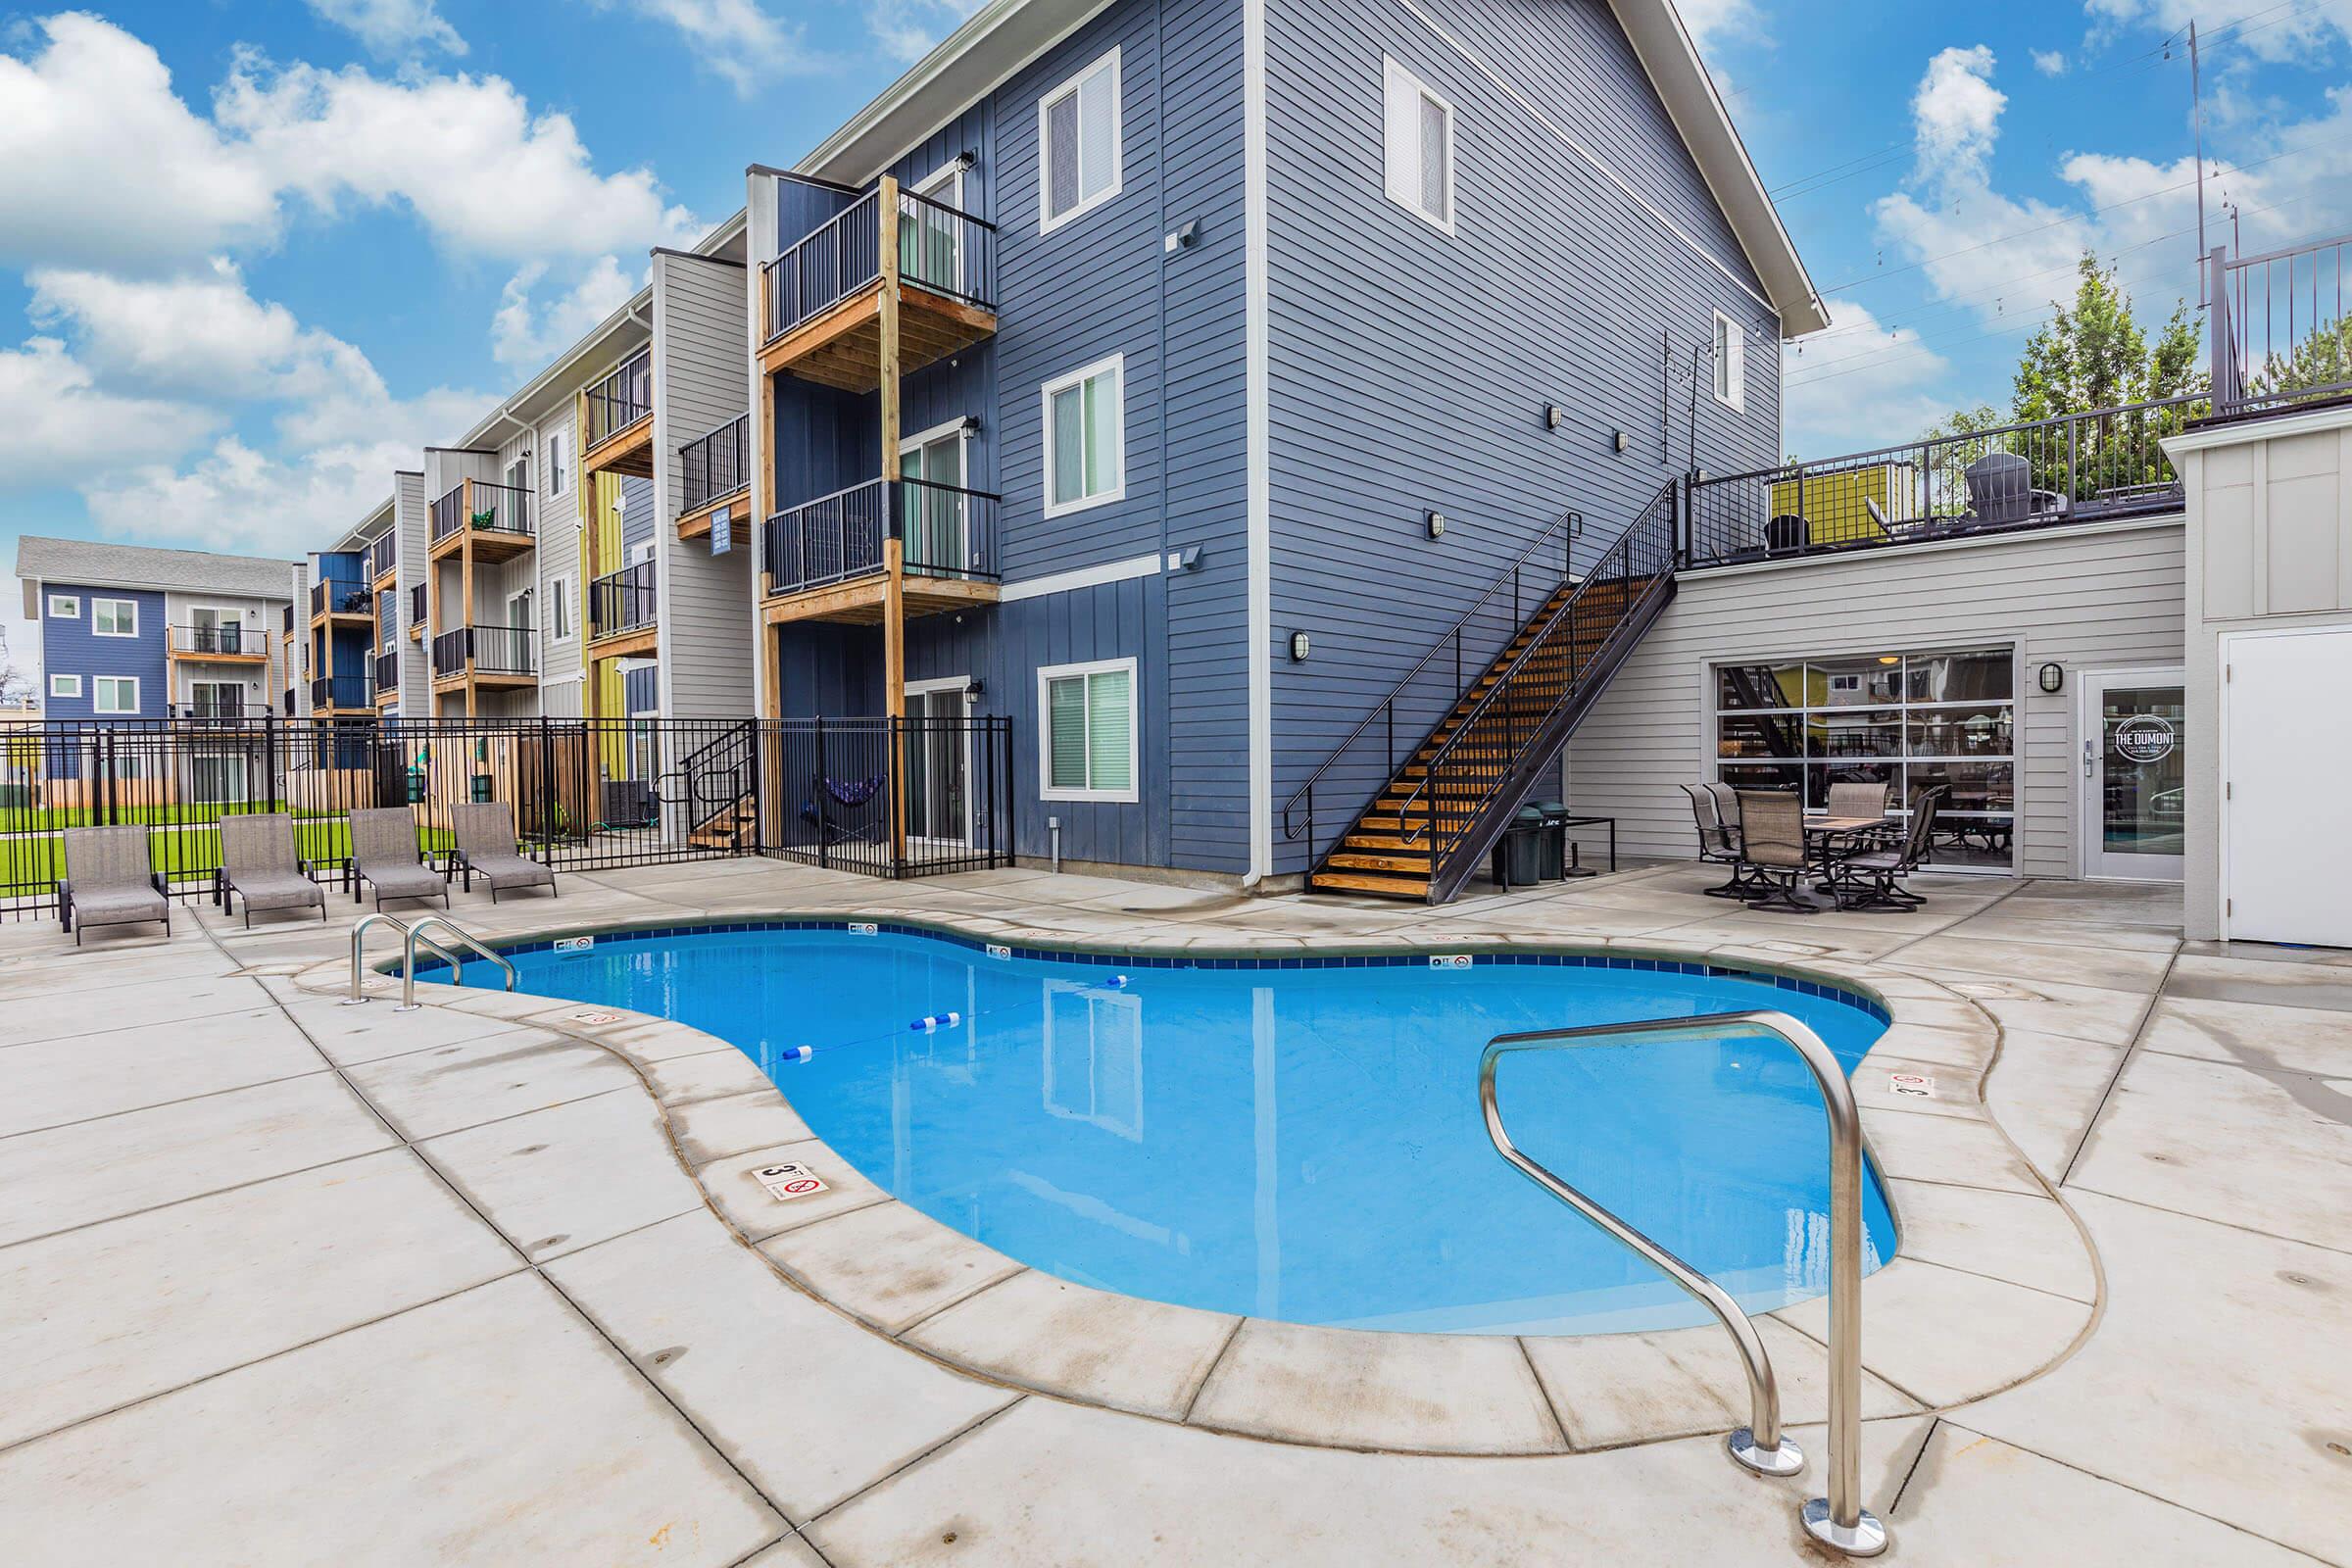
1289, 631, 1311, 662
958, 414, 982, 435
1425, 511, 1446, 539
1170, 544, 1202, 572
965, 677, 985, 697
2037, 662, 2065, 694
1613, 429, 1629, 454
1692, 467, 1710, 484
1164, 220, 1200, 253
1544, 404, 1565, 429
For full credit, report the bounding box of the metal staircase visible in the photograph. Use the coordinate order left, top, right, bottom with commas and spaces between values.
1288, 480, 1680, 903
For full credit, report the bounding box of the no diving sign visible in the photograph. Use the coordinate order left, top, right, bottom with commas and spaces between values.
755, 1161, 828, 1201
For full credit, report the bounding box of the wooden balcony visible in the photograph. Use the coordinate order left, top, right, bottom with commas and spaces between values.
167, 625, 270, 663
308, 581, 373, 630
429, 626, 539, 695
581, 347, 654, 478
427, 477, 535, 563
759, 476, 1000, 626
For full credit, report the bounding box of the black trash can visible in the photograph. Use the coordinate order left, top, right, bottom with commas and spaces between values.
1490, 806, 1549, 889
1531, 799, 1571, 880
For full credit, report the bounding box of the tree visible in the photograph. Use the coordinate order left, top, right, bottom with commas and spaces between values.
2248, 314, 2352, 406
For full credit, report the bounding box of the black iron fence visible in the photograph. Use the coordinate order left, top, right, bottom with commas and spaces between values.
681, 413, 751, 513
585, 348, 652, 448
0, 714, 1014, 921
761, 476, 1001, 596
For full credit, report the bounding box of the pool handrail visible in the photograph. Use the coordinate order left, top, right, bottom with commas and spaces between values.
1479, 1008, 1886, 1558
346, 910, 414, 1004
399, 913, 516, 1010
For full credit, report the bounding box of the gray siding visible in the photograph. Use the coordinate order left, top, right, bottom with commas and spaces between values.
1261, 0, 1781, 873
1565, 518, 2188, 878
394, 471, 431, 712
533, 410, 584, 717
653, 251, 757, 717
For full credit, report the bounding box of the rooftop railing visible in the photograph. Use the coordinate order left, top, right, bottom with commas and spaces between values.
760, 475, 1000, 597
762, 181, 997, 343
584, 347, 653, 448
1685, 394, 2207, 570
681, 412, 751, 513
590, 562, 658, 640
2212, 235, 2352, 418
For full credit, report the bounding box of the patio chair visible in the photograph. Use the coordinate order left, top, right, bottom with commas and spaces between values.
449, 802, 557, 903
1826, 787, 1948, 911
60, 826, 171, 945
1824, 779, 1889, 820
1963, 452, 2067, 528
1681, 783, 1759, 900
348, 806, 450, 911
1732, 790, 1817, 915
217, 812, 326, 928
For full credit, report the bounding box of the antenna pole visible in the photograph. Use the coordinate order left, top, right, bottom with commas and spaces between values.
2190, 21, 2208, 305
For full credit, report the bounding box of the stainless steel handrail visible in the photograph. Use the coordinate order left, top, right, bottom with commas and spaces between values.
346, 911, 412, 1004
399, 914, 516, 1010
1479, 1008, 1886, 1557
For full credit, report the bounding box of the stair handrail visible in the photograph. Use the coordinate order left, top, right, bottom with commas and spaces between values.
1280, 505, 1583, 856
1395, 482, 1678, 860
1481, 1008, 1886, 1557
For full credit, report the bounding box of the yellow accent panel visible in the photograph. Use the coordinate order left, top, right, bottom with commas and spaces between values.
594, 659, 628, 775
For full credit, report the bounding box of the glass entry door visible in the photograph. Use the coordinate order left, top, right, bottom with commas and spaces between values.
903, 681, 970, 846
899, 429, 968, 576
2082, 670, 2184, 880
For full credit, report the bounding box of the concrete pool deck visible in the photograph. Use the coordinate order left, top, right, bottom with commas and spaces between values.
0, 858, 2343, 1564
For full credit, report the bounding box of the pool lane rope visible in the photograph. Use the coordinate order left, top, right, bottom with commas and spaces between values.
776, 975, 1131, 1063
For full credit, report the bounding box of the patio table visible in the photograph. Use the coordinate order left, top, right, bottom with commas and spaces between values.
1803, 815, 1894, 901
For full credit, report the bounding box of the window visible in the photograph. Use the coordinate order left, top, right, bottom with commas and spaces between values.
1039, 48, 1121, 231
544, 428, 569, 498
45, 594, 77, 619
1039, 658, 1138, 802
1042, 355, 1124, 516
1712, 311, 1745, 412
1384, 58, 1455, 232
549, 575, 574, 642
49, 673, 80, 699
91, 598, 137, 637
93, 675, 138, 714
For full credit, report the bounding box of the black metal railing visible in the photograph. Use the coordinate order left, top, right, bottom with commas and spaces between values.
170, 624, 258, 656
1283, 505, 1587, 867
1685, 394, 2208, 569
373, 651, 400, 696
281, 605, 293, 633
584, 347, 652, 448
759, 715, 1012, 879
681, 412, 751, 512
173, 696, 246, 720
761, 475, 1000, 596
311, 580, 372, 618
590, 563, 657, 640
433, 625, 535, 678
429, 482, 466, 543
311, 674, 371, 710
428, 478, 533, 543
761, 183, 998, 342
410, 581, 427, 631
366, 536, 397, 581
2212, 233, 2352, 417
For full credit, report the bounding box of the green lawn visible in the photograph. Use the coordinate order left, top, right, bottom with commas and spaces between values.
0, 802, 349, 831
0, 820, 457, 901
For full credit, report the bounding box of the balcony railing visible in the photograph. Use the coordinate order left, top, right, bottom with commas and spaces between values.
1685, 394, 2208, 570
169, 624, 260, 656
410, 581, 428, 630
430, 478, 533, 544
311, 579, 372, 617
172, 696, 247, 720
681, 413, 751, 513
365, 535, 397, 581
761, 475, 1000, 596
373, 650, 400, 695
762, 183, 997, 342
590, 562, 658, 640
433, 625, 536, 679
311, 674, 371, 710
2212, 233, 2352, 417
584, 347, 653, 449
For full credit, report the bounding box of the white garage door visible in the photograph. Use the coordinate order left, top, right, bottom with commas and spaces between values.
2225, 625, 2352, 947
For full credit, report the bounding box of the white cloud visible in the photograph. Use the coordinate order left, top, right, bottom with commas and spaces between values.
2085, 0, 2352, 65
85, 433, 418, 559
303, 0, 467, 59
492, 256, 640, 370
0, 338, 220, 490
2033, 49, 2068, 75
604, 0, 824, 93
866, 0, 987, 65
1675, 0, 1766, 51
1781, 298, 1952, 459
1910, 45, 2006, 178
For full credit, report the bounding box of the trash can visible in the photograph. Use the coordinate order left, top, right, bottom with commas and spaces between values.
1531, 799, 1571, 881
1490, 806, 1549, 889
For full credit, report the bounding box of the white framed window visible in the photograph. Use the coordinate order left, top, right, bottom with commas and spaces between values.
91, 598, 137, 637
1041, 354, 1125, 516
543, 427, 570, 498
1038, 657, 1138, 803
549, 574, 574, 643
49, 673, 80, 699
1384, 57, 1455, 233
93, 675, 138, 714
45, 593, 77, 619
1039, 47, 1122, 232
1712, 311, 1746, 412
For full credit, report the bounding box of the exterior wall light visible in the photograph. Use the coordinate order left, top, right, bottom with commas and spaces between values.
1426, 511, 1446, 539
1289, 631, 1311, 662
2037, 662, 2065, 694
1545, 404, 1565, 429
1613, 429, 1630, 453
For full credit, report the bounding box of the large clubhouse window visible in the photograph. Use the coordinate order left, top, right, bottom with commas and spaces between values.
1039, 48, 1121, 231
1713, 648, 2015, 868
1040, 658, 1137, 803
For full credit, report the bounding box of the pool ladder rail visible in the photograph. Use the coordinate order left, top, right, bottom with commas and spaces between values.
345, 910, 517, 1009
1480, 1009, 1887, 1558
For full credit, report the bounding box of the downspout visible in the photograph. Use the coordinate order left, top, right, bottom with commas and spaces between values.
1240, 0, 1273, 887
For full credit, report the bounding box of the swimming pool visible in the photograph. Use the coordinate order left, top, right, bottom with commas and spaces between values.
453, 923, 1896, 1335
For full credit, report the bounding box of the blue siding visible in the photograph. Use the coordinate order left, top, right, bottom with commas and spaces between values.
1260, 0, 1784, 872
620, 474, 657, 558
776, 174, 858, 252
37, 583, 165, 718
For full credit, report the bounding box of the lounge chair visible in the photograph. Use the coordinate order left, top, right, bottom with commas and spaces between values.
1963, 452, 2066, 529
1826, 788, 1947, 910
60, 825, 170, 945
218, 812, 327, 928
1681, 783, 1759, 900
448, 802, 557, 903
1732, 790, 1817, 915
348, 807, 449, 910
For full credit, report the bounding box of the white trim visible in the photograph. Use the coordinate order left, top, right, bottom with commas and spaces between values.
2164, 397, 2352, 456
998, 552, 1161, 602
1683, 513, 2184, 583
548, 573, 576, 644
1037, 656, 1141, 803
906, 673, 974, 697
1711, 310, 1744, 413
48, 673, 80, 699
1382, 56, 1456, 235
1037, 46, 1124, 234
90, 597, 138, 638
900, 415, 974, 461
1243, 0, 1273, 883
92, 674, 139, 714
2076, 663, 2186, 882
1040, 352, 1127, 516
45, 593, 77, 619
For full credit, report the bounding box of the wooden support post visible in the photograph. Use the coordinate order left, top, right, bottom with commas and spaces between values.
877, 174, 909, 867
461, 476, 477, 718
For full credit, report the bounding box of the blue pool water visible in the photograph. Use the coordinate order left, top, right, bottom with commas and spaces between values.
457, 925, 1896, 1335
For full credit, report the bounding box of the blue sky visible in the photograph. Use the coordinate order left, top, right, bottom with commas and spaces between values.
1, 0, 2348, 678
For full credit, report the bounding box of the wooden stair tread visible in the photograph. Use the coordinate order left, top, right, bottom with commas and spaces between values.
1309, 870, 1431, 898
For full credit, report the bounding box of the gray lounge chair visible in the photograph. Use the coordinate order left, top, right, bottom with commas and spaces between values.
349, 807, 449, 910
448, 802, 557, 903
218, 812, 327, 928
60, 825, 170, 945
